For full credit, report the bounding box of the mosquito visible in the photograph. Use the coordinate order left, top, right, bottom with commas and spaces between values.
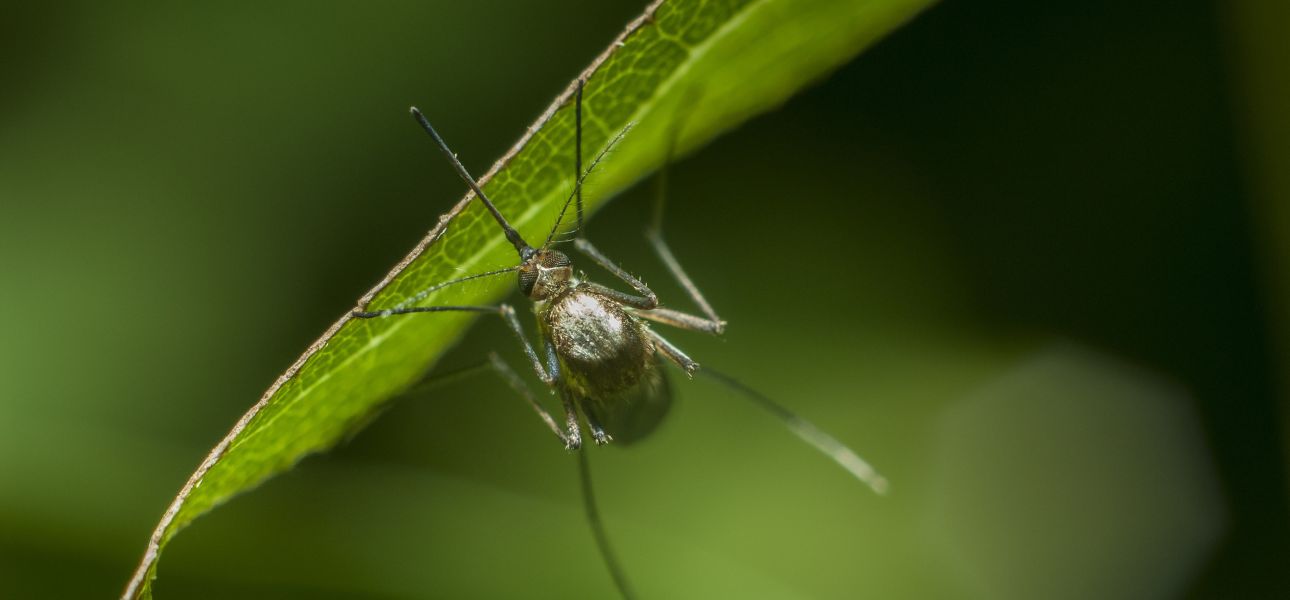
352, 79, 887, 598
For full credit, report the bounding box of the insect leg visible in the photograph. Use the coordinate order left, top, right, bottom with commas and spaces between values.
572, 238, 658, 309
486, 353, 570, 446
642, 156, 725, 333
644, 328, 698, 377
391, 354, 572, 449
643, 86, 725, 334
642, 231, 725, 334
635, 306, 724, 335
582, 407, 613, 446
558, 77, 658, 312
699, 366, 889, 496
561, 392, 583, 450
581, 281, 657, 311
578, 449, 636, 600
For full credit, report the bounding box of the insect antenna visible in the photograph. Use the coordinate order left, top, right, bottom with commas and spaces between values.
700, 367, 890, 495
575, 79, 585, 233
578, 450, 637, 600
354, 266, 519, 317
409, 107, 536, 260
543, 119, 634, 249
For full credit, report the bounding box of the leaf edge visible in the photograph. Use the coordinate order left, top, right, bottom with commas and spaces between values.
120, 2, 667, 598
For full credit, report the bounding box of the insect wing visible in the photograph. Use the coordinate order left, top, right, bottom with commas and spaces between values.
586, 358, 672, 445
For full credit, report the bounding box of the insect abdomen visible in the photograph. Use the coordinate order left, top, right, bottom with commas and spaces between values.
543, 285, 652, 399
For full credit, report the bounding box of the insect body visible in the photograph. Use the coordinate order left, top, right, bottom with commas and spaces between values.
354, 78, 883, 598
536, 262, 676, 445
356, 80, 723, 455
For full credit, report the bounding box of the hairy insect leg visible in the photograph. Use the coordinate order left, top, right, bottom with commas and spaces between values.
642, 88, 726, 335
572, 238, 658, 309
642, 231, 725, 334
699, 367, 889, 495
486, 353, 570, 446
642, 177, 725, 334
644, 328, 698, 378
561, 392, 583, 450
581, 405, 614, 446
389, 353, 573, 449
635, 306, 724, 335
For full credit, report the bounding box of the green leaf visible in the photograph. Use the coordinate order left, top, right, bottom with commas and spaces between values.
123, 0, 936, 597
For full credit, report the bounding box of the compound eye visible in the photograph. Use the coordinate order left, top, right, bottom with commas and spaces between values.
518, 266, 538, 296
541, 250, 571, 269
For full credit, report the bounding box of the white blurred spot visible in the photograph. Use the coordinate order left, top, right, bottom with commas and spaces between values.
924, 344, 1225, 600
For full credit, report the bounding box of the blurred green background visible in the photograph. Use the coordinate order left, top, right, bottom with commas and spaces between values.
2, 0, 1287, 598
